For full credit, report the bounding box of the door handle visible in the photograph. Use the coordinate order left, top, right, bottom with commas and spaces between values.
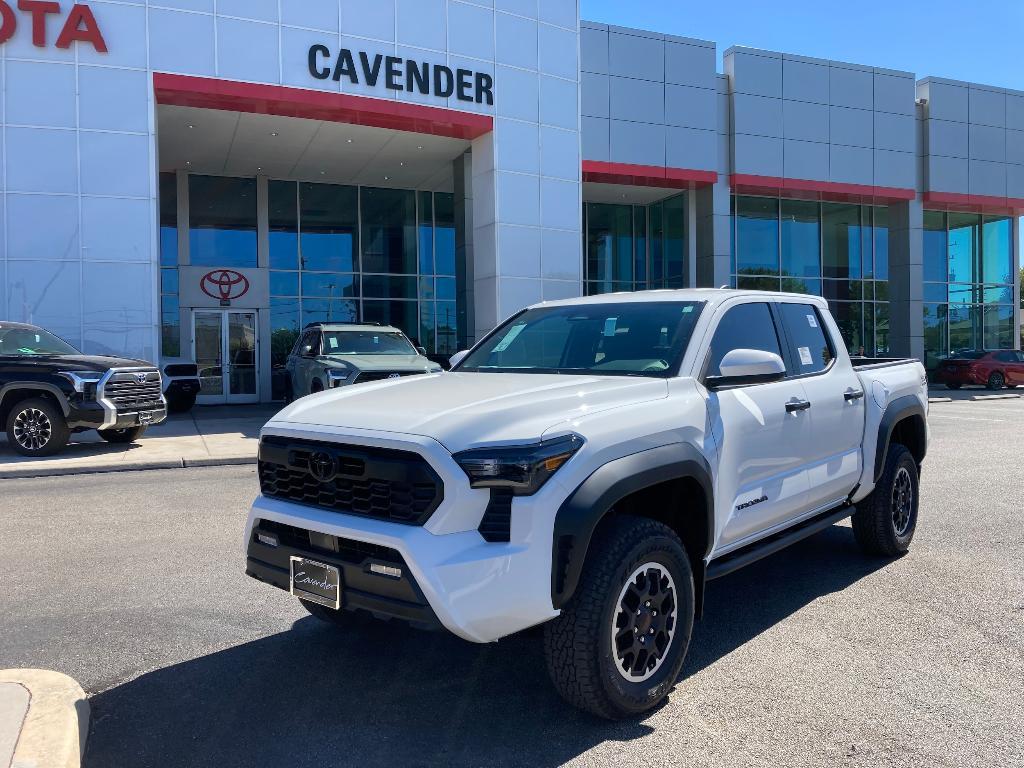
844, 389, 865, 401
786, 399, 811, 413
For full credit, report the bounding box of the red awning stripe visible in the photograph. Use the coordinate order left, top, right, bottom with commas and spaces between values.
153, 73, 493, 140
730, 174, 916, 204
923, 191, 1024, 215
582, 160, 718, 189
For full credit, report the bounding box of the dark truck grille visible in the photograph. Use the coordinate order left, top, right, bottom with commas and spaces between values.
353, 370, 426, 384
258, 436, 443, 525
104, 370, 162, 412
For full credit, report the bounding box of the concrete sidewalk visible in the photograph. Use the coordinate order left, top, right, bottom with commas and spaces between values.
0, 405, 279, 479
0, 670, 88, 768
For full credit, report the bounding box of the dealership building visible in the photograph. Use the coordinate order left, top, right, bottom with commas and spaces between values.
0, 0, 1021, 403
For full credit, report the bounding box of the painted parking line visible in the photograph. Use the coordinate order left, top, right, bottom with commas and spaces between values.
928, 413, 1006, 423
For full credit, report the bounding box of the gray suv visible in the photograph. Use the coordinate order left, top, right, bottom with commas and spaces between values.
283, 323, 442, 400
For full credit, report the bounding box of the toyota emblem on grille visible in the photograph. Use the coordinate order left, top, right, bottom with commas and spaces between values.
309, 451, 336, 482
388, 373, 401, 379
134, 373, 148, 384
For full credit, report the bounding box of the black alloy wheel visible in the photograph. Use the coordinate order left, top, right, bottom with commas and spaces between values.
611, 563, 677, 682
5, 397, 70, 457
987, 372, 1005, 390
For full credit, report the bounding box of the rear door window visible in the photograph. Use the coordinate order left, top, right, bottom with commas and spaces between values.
778, 303, 834, 375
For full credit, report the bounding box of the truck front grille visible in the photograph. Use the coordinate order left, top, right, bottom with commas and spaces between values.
104, 370, 163, 412
258, 436, 443, 525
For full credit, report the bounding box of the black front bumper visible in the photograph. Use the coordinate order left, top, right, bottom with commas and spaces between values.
165, 379, 201, 398
246, 519, 441, 630
66, 399, 167, 430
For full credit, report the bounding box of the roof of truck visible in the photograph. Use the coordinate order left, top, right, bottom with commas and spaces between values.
535, 288, 827, 309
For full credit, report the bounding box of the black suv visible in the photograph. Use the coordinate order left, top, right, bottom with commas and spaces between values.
0, 322, 167, 457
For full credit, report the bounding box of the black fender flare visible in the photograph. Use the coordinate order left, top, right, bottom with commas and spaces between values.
0, 382, 72, 418
550, 443, 714, 610
874, 394, 927, 482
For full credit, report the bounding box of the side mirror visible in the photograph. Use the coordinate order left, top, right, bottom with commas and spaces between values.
301, 345, 315, 358
416, 346, 427, 356
707, 349, 786, 389
449, 350, 469, 369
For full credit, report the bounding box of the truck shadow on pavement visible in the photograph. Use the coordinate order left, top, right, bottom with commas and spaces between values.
84, 525, 887, 768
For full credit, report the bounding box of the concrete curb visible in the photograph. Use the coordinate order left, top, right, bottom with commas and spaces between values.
0, 669, 88, 768
970, 393, 1021, 401
0, 455, 256, 480
928, 397, 953, 403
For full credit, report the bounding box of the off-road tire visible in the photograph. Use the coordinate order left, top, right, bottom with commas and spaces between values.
852, 444, 919, 556
5, 397, 70, 457
987, 372, 1005, 390
98, 426, 147, 444
543, 515, 695, 719
310, 379, 324, 394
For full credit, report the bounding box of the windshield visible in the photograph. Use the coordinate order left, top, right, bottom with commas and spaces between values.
322, 330, 417, 356
0, 325, 80, 356
457, 301, 705, 377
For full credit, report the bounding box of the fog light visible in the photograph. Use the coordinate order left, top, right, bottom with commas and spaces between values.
256, 532, 279, 548
370, 563, 402, 579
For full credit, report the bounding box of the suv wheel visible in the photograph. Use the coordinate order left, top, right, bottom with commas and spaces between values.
987, 372, 1005, 390
543, 515, 695, 719
98, 426, 147, 444
852, 444, 919, 556
6, 397, 70, 457
310, 379, 324, 394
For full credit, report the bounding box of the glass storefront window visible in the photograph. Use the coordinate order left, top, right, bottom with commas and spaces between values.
434, 193, 456, 276
662, 195, 686, 287
361, 187, 416, 274
301, 273, 359, 298
269, 180, 299, 270
822, 202, 861, 279
872, 206, 889, 280
300, 182, 358, 272
159, 172, 178, 267
947, 212, 979, 285
984, 305, 1014, 349
160, 295, 180, 358
189, 175, 257, 268
781, 200, 820, 278
922, 303, 947, 371
735, 196, 779, 276
418, 192, 434, 275
269, 271, 299, 297
982, 215, 1012, 285
269, 297, 300, 400
587, 203, 633, 286
923, 210, 947, 283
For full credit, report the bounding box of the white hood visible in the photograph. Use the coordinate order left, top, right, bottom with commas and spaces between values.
268, 372, 669, 450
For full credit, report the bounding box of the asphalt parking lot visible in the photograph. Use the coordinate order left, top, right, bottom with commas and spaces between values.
1, 397, 1022, 768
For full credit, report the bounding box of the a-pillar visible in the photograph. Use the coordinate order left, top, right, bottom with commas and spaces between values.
888, 199, 925, 361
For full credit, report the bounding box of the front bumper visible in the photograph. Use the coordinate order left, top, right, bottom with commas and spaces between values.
66, 398, 167, 430
165, 379, 201, 398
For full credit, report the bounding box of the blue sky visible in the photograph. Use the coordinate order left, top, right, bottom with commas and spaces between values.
580, 0, 1024, 92
582, 0, 1024, 270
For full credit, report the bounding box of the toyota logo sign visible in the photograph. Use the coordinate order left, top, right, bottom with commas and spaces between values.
308, 451, 336, 483
200, 269, 250, 301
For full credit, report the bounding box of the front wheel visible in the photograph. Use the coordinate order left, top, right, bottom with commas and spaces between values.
987, 372, 1005, 390
98, 426, 147, 444
852, 444, 919, 556
543, 516, 695, 719
5, 397, 70, 457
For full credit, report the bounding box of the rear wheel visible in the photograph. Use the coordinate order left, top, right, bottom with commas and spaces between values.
852, 444, 919, 556
543, 516, 695, 719
98, 426, 147, 444
5, 397, 70, 457
987, 372, 1005, 390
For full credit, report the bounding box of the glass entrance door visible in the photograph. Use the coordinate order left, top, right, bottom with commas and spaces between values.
192, 310, 259, 404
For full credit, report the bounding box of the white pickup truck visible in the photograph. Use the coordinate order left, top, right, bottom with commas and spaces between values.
245, 289, 929, 718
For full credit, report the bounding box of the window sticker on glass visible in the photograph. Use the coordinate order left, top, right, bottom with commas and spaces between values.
603, 317, 618, 337
682, 306, 694, 313
373, 336, 379, 344
798, 346, 814, 366
328, 337, 339, 349
493, 323, 526, 352
806, 314, 818, 328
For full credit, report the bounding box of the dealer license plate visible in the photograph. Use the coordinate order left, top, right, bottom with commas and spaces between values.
138, 411, 154, 425
290, 556, 341, 609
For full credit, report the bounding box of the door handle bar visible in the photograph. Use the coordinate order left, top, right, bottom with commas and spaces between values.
844, 390, 865, 401
785, 399, 811, 413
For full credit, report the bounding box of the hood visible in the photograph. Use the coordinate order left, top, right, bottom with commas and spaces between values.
8, 354, 154, 373
319, 354, 435, 371
269, 372, 669, 450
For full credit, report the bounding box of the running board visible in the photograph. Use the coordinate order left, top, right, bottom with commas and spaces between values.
706, 504, 854, 581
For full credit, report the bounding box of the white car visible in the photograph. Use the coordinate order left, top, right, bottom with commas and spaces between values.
245, 289, 929, 718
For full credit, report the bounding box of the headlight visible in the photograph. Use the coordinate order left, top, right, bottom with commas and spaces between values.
60, 370, 104, 395
453, 434, 583, 496
326, 368, 351, 388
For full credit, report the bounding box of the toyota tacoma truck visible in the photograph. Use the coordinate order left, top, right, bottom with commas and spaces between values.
0, 322, 166, 456
244, 290, 928, 718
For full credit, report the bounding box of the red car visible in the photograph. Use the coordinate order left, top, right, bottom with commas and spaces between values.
938, 350, 1024, 390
